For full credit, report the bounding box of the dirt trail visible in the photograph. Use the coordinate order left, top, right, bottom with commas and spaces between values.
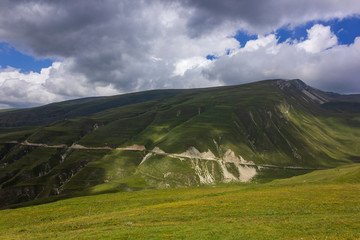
20, 141, 112, 150
10, 141, 325, 170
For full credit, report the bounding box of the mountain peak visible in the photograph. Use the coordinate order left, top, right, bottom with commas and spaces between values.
289, 79, 308, 90
274, 79, 308, 91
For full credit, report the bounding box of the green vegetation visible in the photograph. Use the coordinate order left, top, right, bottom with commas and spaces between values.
1, 79, 360, 208
271, 163, 360, 185
0, 108, 19, 112
0, 78, 359, 238
0, 126, 37, 142
1, 164, 359, 239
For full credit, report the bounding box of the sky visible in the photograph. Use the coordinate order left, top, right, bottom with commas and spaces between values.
0, 0, 360, 109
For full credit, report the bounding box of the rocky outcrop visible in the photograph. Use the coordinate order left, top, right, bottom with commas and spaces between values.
144, 146, 258, 184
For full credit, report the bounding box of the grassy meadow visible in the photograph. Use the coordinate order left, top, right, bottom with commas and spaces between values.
1, 164, 359, 239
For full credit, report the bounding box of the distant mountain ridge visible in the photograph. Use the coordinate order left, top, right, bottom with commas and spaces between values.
0, 79, 359, 208
0, 89, 185, 127
1, 79, 359, 127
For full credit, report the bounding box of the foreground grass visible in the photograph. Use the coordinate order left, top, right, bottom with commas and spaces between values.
1, 182, 359, 239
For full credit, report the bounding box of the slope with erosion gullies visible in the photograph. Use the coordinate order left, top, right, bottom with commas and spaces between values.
1, 79, 360, 208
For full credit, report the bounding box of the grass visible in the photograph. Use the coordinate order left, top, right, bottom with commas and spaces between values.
270, 164, 360, 185
0, 164, 359, 239
0, 179, 359, 239
0, 126, 37, 143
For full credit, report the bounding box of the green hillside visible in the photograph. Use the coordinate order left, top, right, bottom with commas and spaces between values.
1, 79, 360, 208
1, 164, 359, 239
271, 163, 360, 185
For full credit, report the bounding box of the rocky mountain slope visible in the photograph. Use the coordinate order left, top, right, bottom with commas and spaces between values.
1, 79, 359, 208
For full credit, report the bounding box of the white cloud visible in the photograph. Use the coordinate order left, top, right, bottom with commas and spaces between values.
297, 24, 338, 53
0, 1, 360, 108
0, 66, 49, 85
202, 25, 360, 93
241, 34, 279, 53
173, 57, 211, 76
0, 61, 119, 108
0, 66, 58, 107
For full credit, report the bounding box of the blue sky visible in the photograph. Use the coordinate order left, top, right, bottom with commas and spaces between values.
202, 17, 360, 62
275, 17, 360, 45
0, 42, 53, 73
0, 0, 360, 108
232, 17, 360, 48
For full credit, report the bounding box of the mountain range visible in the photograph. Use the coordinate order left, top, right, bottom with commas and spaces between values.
1, 79, 359, 208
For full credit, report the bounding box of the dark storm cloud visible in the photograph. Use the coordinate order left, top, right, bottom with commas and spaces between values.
0, 0, 360, 108
0, 0, 120, 57
175, 0, 360, 37
0, 0, 163, 91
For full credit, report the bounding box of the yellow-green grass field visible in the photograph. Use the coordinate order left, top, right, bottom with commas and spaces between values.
1, 164, 360, 239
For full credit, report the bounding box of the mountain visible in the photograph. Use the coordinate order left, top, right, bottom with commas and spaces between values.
1, 79, 360, 208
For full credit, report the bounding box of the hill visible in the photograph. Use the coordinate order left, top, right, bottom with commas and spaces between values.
0, 164, 359, 239
0, 79, 360, 208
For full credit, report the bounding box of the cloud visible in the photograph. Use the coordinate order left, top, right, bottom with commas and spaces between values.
297, 24, 338, 53
241, 35, 279, 53
173, 57, 211, 76
202, 25, 360, 93
0, 62, 119, 108
0, 0, 359, 108
0, 0, 239, 107
0, 66, 58, 108
177, 0, 360, 36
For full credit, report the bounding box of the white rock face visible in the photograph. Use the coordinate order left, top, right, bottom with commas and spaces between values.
237, 164, 257, 182
302, 89, 327, 104
222, 149, 254, 165
149, 146, 257, 183
190, 159, 215, 184
175, 147, 217, 160
218, 161, 238, 183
